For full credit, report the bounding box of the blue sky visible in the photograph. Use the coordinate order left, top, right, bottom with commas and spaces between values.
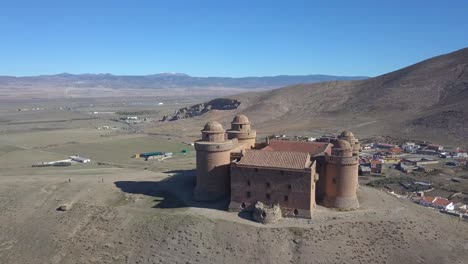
1, 0, 467, 77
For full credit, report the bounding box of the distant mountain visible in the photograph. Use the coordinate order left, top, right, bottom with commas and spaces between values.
0, 73, 367, 90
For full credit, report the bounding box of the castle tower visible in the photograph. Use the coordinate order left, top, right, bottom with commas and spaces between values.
338, 130, 360, 156
194, 121, 237, 201
323, 139, 359, 209
226, 114, 256, 149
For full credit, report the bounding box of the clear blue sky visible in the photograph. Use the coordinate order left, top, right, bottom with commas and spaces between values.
1, 0, 467, 77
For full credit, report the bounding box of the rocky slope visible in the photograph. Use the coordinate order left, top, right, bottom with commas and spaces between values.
172, 48, 468, 144
161, 98, 241, 121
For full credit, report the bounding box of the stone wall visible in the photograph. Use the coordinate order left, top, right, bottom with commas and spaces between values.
229, 163, 315, 218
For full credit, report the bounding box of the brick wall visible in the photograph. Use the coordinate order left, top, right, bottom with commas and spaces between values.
229, 163, 315, 218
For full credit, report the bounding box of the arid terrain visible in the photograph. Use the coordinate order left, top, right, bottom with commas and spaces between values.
160, 48, 468, 146
0, 94, 467, 264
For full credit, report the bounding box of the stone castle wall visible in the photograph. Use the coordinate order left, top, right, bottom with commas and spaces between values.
229, 164, 315, 219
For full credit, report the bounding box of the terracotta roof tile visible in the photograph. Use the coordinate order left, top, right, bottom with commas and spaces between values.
432, 197, 451, 206
263, 140, 330, 156
237, 150, 311, 170
421, 196, 435, 203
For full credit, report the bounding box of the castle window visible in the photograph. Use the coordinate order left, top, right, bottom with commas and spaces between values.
266, 193, 271, 200
293, 209, 299, 216
247, 180, 251, 186
246, 191, 251, 198
266, 182, 270, 188
333, 178, 336, 184
288, 184, 292, 190
284, 195, 288, 202
239, 124, 243, 129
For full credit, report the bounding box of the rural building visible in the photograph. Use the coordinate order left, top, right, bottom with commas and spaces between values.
399, 162, 417, 173
402, 142, 418, 153
371, 159, 383, 173
419, 196, 454, 211
403, 157, 439, 166
416, 149, 438, 155
195, 115, 360, 219
454, 151, 468, 158
384, 156, 401, 164
374, 143, 395, 149
69, 156, 91, 163
427, 144, 443, 151
359, 165, 371, 175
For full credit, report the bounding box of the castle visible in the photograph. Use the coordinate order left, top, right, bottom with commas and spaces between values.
194, 114, 360, 218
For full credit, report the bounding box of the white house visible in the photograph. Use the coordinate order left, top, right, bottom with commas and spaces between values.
69, 155, 91, 163
419, 196, 454, 211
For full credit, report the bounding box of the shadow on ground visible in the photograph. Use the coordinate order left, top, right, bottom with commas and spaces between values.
114, 169, 229, 210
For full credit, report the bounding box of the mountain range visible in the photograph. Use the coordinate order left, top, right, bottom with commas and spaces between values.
0, 73, 367, 90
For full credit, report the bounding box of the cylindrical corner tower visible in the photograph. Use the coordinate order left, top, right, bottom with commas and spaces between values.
226, 114, 256, 149
194, 121, 236, 201
323, 139, 359, 209
338, 130, 360, 156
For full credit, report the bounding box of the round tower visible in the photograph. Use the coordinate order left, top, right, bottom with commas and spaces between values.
338, 130, 360, 156
323, 139, 359, 209
194, 121, 236, 201
226, 114, 256, 149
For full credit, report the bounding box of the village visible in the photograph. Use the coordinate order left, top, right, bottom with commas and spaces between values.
355, 140, 468, 219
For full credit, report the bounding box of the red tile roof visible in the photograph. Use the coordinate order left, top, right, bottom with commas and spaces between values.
420, 196, 435, 203
432, 197, 451, 206
263, 140, 331, 156
237, 150, 311, 170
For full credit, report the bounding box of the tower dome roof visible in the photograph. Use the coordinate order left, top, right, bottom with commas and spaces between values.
231, 114, 250, 125
333, 139, 352, 150
202, 121, 225, 133
340, 130, 354, 138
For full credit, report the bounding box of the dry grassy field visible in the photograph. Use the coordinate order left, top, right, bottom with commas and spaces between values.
0, 97, 467, 264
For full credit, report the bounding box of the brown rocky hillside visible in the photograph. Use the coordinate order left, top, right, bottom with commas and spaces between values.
230, 47, 468, 144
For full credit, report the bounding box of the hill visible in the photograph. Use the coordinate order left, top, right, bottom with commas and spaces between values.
228, 48, 468, 145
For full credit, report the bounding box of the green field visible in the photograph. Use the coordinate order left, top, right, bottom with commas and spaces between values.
46, 135, 193, 164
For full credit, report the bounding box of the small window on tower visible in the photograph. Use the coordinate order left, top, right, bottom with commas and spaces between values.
284, 195, 288, 201
266, 182, 270, 188
333, 178, 336, 184
288, 184, 292, 190
266, 193, 271, 200
247, 180, 251, 186
246, 191, 251, 198
240, 124, 243, 129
